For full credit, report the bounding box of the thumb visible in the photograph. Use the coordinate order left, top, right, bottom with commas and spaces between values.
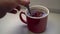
17, 0, 30, 6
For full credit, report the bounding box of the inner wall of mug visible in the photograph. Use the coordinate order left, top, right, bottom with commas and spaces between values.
26, 5, 49, 19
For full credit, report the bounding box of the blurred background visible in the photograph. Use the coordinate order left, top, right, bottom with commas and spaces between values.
30, 0, 60, 13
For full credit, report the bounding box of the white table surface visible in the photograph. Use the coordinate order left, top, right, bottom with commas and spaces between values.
0, 9, 60, 34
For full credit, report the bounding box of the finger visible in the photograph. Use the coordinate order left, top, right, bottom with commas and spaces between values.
0, 7, 7, 18
16, 5, 21, 11
0, 11, 6, 18
22, 0, 30, 3
17, 0, 30, 6
8, 9, 17, 14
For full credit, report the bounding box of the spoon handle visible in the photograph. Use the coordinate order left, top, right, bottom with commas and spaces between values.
26, 5, 31, 15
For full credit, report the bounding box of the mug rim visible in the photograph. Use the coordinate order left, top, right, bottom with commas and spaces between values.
25, 5, 49, 19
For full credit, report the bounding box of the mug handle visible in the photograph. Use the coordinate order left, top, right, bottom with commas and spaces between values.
20, 12, 27, 24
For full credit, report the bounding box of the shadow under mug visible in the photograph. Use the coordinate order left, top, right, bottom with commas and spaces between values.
19, 5, 49, 33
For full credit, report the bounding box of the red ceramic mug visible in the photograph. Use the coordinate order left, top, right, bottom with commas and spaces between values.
19, 5, 49, 33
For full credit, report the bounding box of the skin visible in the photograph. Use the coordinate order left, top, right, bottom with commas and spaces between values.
0, 0, 30, 18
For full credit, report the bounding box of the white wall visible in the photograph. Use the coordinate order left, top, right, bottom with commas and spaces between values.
30, 0, 60, 9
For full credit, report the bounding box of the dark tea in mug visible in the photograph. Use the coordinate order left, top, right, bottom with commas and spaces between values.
29, 8, 47, 17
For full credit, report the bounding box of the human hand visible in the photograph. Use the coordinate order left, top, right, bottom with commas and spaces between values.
0, 0, 30, 18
